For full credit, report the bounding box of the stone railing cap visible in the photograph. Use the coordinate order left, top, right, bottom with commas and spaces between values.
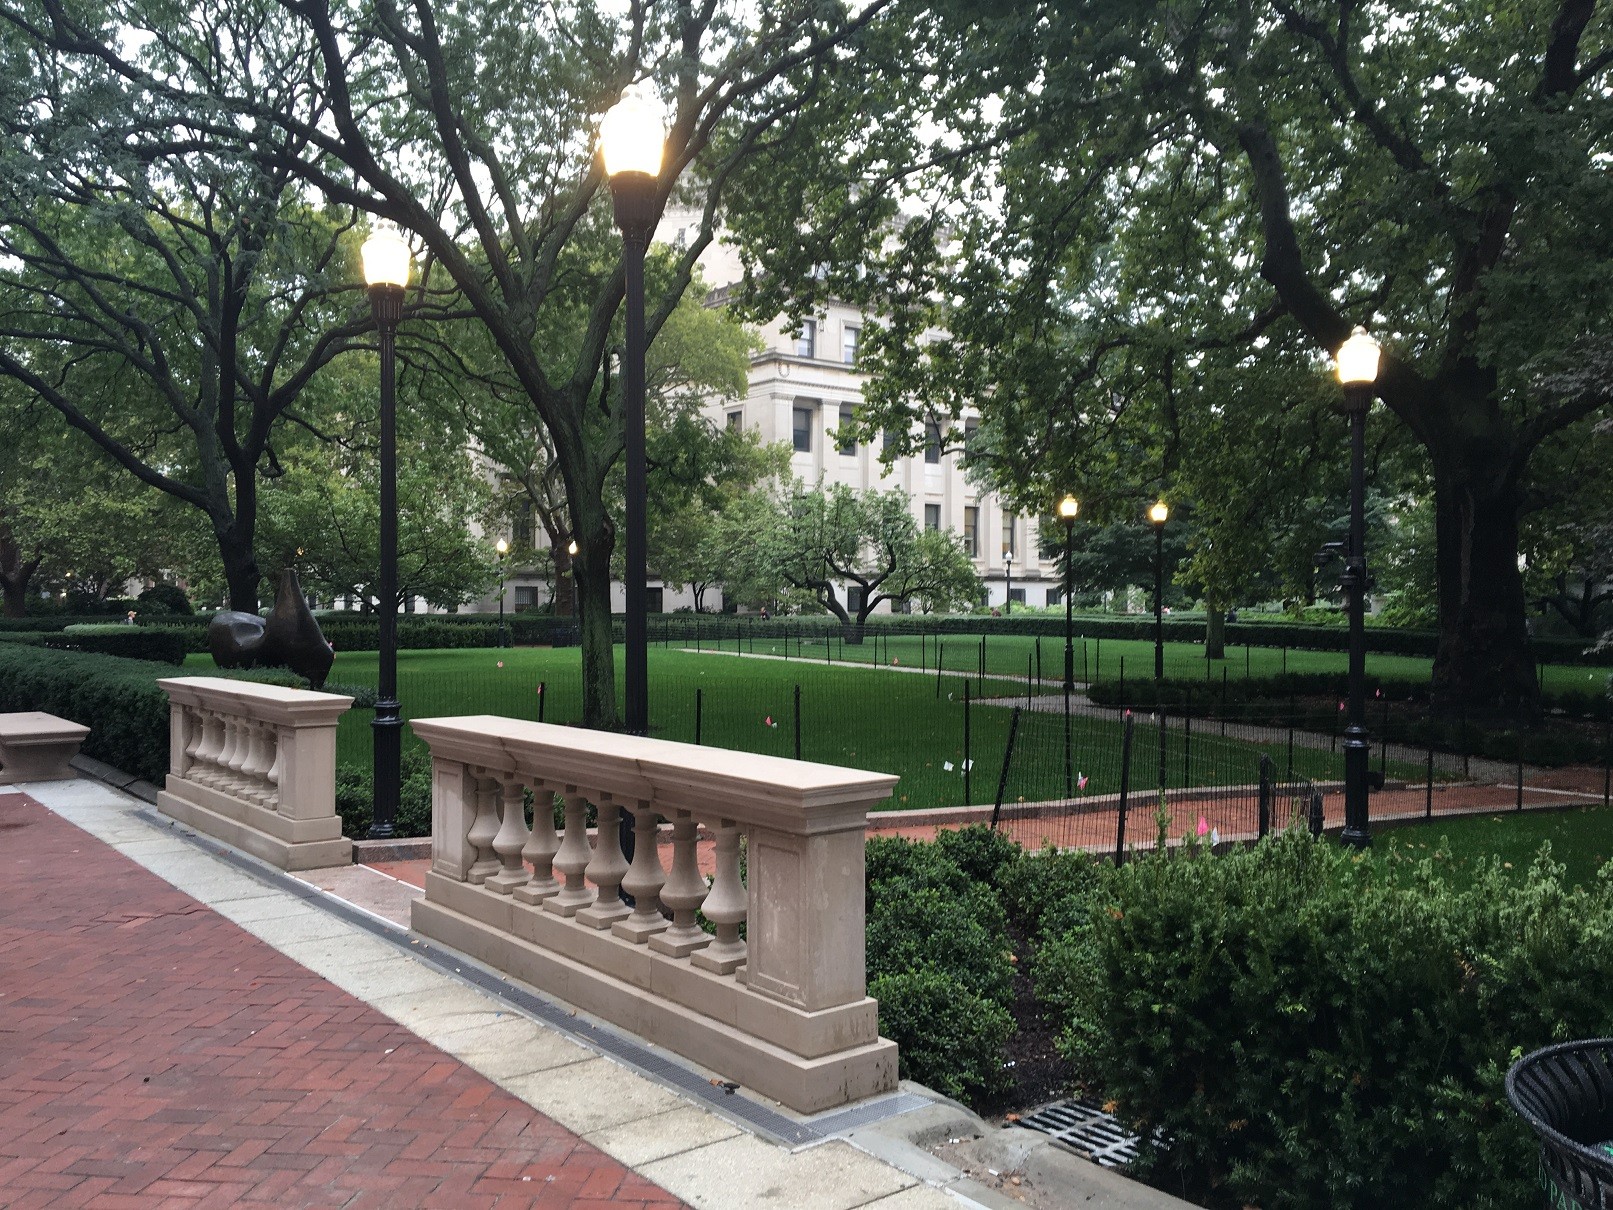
158, 676, 353, 723
411, 715, 897, 830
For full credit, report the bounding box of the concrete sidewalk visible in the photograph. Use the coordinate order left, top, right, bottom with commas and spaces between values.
0, 773, 1198, 1210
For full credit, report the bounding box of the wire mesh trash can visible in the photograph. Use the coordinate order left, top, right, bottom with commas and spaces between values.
1507, 1039, 1613, 1209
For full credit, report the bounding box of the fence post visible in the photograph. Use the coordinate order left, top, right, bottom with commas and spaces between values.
1425, 743, 1434, 819
1258, 753, 1273, 838
1379, 696, 1390, 781
695, 616, 701, 652
1119, 656, 1126, 700
1063, 682, 1073, 799
1461, 708, 1470, 778
1604, 716, 1611, 809
979, 635, 986, 693
1309, 789, 1324, 837
1114, 712, 1135, 866
1282, 646, 1288, 675
1096, 636, 1102, 680
538, 680, 547, 723
922, 632, 927, 673
989, 706, 1024, 831
695, 687, 703, 745
1287, 725, 1295, 781
1516, 734, 1524, 812
1182, 710, 1192, 787
1035, 637, 1042, 685
1083, 636, 1089, 683
936, 642, 945, 698
1026, 654, 1034, 710
794, 683, 802, 761
1245, 643, 1250, 679
963, 680, 973, 806
1157, 707, 1168, 798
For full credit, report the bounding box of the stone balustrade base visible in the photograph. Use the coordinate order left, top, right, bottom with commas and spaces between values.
412, 872, 898, 1114
159, 782, 352, 871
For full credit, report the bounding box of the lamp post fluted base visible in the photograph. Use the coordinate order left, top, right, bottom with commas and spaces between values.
1341, 725, 1371, 848
370, 702, 403, 839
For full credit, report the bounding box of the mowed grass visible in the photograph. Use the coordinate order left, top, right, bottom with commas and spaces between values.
1376, 805, 1613, 889
185, 646, 1372, 810
679, 627, 1609, 696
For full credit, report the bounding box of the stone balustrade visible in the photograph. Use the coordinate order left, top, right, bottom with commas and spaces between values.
409, 714, 900, 1113
158, 677, 353, 870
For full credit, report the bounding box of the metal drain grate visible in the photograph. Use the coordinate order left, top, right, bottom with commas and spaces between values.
1015, 1099, 1141, 1168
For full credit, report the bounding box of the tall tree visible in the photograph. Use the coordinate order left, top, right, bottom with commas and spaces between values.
0, 6, 377, 609
15, 0, 902, 725
737, 0, 1613, 714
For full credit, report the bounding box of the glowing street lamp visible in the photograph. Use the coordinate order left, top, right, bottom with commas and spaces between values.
1149, 501, 1169, 681
601, 84, 666, 737
1335, 325, 1381, 849
361, 225, 412, 839
495, 537, 509, 648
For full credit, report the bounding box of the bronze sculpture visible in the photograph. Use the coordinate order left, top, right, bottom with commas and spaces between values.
208, 567, 335, 689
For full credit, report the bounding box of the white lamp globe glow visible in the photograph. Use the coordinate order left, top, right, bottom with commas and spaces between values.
361, 227, 412, 289
1149, 500, 1169, 525
1058, 495, 1079, 520
1335, 325, 1381, 386
495, 538, 508, 555
600, 84, 666, 178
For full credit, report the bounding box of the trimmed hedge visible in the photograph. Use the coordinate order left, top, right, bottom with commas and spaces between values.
44, 624, 190, 665
1037, 829, 1613, 1210
0, 644, 299, 783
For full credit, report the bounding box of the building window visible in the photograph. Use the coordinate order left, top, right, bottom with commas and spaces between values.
924, 422, 941, 464
964, 418, 980, 449
726, 409, 742, 430
847, 586, 866, 615
882, 428, 899, 457
1046, 588, 1062, 607
793, 405, 813, 453
1009, 588, 1026, 605
515, 586, 541, 613
1002, 516, 1016, 558
838, 404, 856, 456
796, 319, 816, 359
646, 586, 664, 614
842, 325, 860, 364
924, 503, 941, 531
963, 506, 979, 556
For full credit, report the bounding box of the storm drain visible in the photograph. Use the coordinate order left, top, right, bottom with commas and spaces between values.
1015, 1099, 1141, 1168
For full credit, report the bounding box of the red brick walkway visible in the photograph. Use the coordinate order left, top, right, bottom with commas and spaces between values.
0, 792, 685, 1210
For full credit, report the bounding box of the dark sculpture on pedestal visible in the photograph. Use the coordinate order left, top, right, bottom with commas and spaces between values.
208, 568, 335, 689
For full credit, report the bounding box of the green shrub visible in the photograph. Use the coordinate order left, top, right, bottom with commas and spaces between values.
1039, 828, 1613, 1209
865, 834, 973, 903
333, 752, 431, 838
0, 644, 296, 783
45, 625, 190, 665
997, 844, 1102, 939
869, 968, 1014, 1102
934, 824, 1022, 887
138, 583, 193, 615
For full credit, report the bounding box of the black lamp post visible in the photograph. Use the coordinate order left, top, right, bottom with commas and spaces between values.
602, 86, 665, 737
1004, 550, 1014, 615
1336, 325, 1382, 849
1059, 495, 1079, 690
1149, 500, 1168, 681
495, 537, 509, 647
361, 227, 412, 840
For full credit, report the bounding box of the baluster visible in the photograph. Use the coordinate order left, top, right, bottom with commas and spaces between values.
543, 792, 596, 916
180, 707, 204, 777
215, 717, 244, 790
577, 799, 630, 928
240, 722, 273, 806
649, 811, 710, 957
613, 803, 668, 942
514, 785, 561, 904
263, 727, 282, 810
692, 820, 747, 974
465, 777, 502, 884
196, 713, 227, 786
486, 780, 532, 894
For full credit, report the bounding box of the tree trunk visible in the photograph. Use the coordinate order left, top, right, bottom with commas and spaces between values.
1204, 604, 1226, 660
1429, 453, 1537, 716
218, 527, 262, 613
572, 507, 619, 730
1, 575, 30, 618
0, 526, 38, 618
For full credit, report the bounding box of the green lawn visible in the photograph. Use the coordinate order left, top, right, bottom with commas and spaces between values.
1377, 805, 1613, 889
185, 646, 1375, 810
675, 627, 1610, 696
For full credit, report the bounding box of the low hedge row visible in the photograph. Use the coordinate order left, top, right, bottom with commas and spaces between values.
1033, 828, 1613, 1209
0, 644, 298, 782
42, 625, 191, 665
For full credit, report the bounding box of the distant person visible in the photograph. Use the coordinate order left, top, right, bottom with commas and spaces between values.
125, 610, 137, 625
759, 606, 770, 620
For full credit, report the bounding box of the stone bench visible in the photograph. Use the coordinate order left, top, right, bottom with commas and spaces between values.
0, 712, 91, 782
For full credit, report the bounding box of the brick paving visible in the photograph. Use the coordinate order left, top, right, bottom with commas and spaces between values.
0, 791, 685, 1210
